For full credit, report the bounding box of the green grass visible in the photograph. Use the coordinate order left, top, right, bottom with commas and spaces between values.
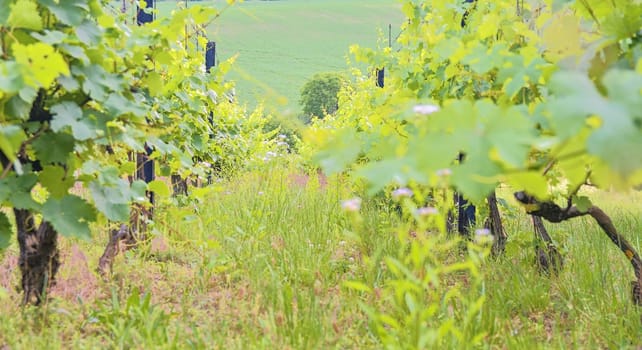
156, 0, 404, 115
1, 163, 641, 348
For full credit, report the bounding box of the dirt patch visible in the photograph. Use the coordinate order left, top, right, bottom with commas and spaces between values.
50, 244, 99, 303
288, 171, 328, 189
0, 254, 18, 291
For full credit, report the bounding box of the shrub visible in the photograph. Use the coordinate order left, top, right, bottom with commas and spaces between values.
299, 73, 348, 123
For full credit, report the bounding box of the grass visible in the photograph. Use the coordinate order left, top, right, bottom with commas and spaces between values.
155, 0, 404, 115
1, 161, 641, 349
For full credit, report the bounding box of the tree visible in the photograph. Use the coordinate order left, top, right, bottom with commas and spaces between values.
299, 72, 347, 123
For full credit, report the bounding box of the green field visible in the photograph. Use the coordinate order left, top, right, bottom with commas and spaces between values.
158, 0, 404, 114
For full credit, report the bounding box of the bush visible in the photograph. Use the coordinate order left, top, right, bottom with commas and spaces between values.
299, 73, 347, 123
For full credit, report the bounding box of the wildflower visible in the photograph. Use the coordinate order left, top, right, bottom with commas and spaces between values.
436, 168, 452, 177
341, 197, 362, 212
475, 228, 491, 236
263, 151, 278, 162
278, 134, 287, 140
474, 228, 494, 244
391, 187, 413, 200
416, 207, 439, 216
413, 104, 440, 115
258, 191, 264, 196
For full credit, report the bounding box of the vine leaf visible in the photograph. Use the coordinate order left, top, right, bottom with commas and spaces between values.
147, 180, 171, 197
0, 1, 9, 24
573, 196, 592, 213
589, 70, 642, 177
355, 157, 423, 194
39, 0, 88, 26
0, 125, 27, 162
89, 180, 131, 222
42, 195, 96, 240
5, 174, 39, 210
32, 132, 75, 164
505, 172, 548, 200
12, 42, 70, 88
75, 20, 102, 46
8, 0, 42, 31
50, 101, 95, 141
38, 165, 74, 199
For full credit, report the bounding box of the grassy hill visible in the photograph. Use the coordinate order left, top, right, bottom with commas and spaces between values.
157, 0, 404, 115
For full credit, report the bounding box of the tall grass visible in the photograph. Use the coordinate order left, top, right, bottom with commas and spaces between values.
0, 165, 641, 349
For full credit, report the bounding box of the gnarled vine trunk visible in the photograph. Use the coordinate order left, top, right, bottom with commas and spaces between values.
14, 209, 59, 305
98, 152, 153, 278
532, 215, 563, 274
486, 191, 507, 256
515, 191, 642, 304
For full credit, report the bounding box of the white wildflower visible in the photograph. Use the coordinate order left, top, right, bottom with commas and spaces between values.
416, 207, 439, 216
475, 228, 491, 236
413, 104, 440, 115
392, 187, 413, 200
341, 197, 362, 212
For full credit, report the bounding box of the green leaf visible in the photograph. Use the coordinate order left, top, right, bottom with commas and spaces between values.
89, 180, 131, 222
0, 212, 12, 250
587, 112, 642, 176
0, 61, 25, 93
32, 132, 75, 164
131, 180, 148, 202
0, 0, 10, 24
39, 0, 89, 26
103, 93, 147, 119
355, 157, 425, 195
72, 65, 108, 101
57, 75, 80, 91
42, 195, 97, 240
0, 125, 27, 163
147, 179, 170, 197
60, 44, 89, 65
143, 72, 164, 97
602, 69, 642, 116
505, 172, 548, 199
3, 94, 32, 120
602, 5, 642, 40
50, 101, 95, 140
451, 138, 501, 202
573, 195, 592, 213
12, 42, 70, 88
503, 73, 526, 99
5, 174, 39, 210
547, 71, 618, 140
312, 129, 362, 175
75, 20, 102, 46
31, 30, 67, 45
433, 38, 460, 62
38, 165, 74, 198
484, 105, 533, 168
8, 0, 42, 30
